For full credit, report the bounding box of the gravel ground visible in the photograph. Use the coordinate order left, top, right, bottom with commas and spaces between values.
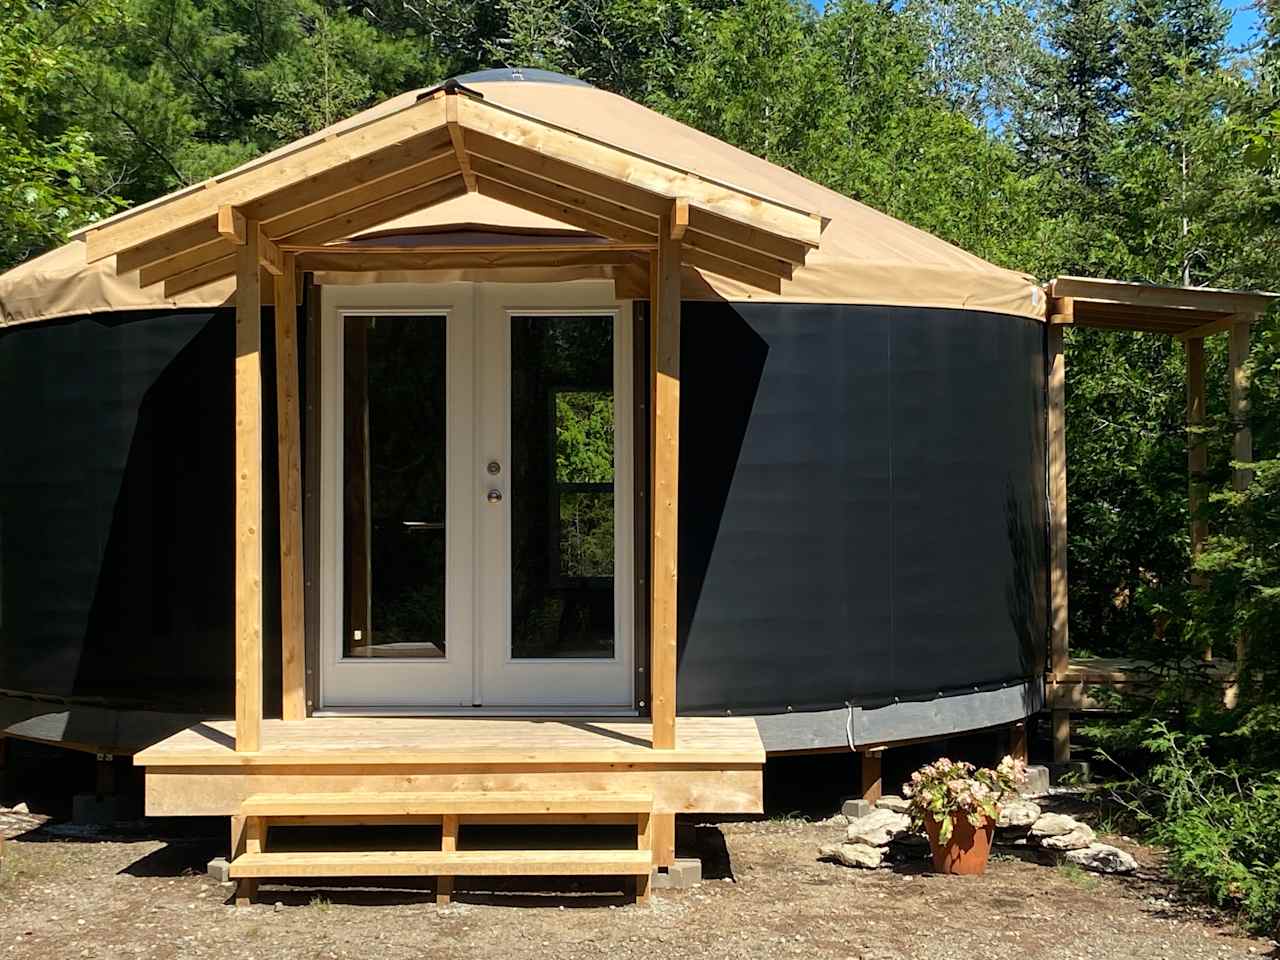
0, 813, 1272, 960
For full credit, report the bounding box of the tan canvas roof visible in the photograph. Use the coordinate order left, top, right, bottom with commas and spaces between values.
1, 74, 1044, 328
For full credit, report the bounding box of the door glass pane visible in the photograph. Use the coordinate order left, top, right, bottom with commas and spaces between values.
511, 315, 615, 659
343, 314, 446, 659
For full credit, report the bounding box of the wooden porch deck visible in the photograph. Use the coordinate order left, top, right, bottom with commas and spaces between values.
133, 716, 765, 818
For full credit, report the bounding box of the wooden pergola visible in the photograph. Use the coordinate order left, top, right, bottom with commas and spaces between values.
76, 82, 824, 755
1044, 276, 1277, 762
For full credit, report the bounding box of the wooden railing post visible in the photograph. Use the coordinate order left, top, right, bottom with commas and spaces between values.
235, 221, 265, 752
649, 207, 682, 751
275, 256, 306, 720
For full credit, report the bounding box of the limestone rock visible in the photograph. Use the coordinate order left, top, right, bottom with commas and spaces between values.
874, 796, 910, 814
997, 799, 1041, 830
1065, 843, 1138, 875
846, 808, 911, 847
1029, 812, 1084, 838
11, 802, 29, 815
1040, 823, 1097, 851
819, 842, 884, 869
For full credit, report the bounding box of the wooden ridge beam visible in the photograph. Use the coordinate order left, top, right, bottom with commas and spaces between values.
445, 94, 477, 193
84, 96, 451, 264
457, 95, 821, 248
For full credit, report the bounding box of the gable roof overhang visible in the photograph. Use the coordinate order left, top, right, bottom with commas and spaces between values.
1047, 276, 1277, 337
73, 85, 826, 297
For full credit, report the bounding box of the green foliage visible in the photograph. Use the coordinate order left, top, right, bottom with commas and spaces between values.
1090, 720, 1280, 936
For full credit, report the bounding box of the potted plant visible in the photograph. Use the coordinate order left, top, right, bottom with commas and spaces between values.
904, 755, 1026, 875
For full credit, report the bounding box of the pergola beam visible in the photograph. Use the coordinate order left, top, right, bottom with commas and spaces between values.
1049, 276, 1275, 315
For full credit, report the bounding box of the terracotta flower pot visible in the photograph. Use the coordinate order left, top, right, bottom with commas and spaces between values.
922, 814, 994, 875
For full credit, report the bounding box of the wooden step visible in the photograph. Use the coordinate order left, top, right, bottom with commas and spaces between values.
239, 791, 653, 818
229, 848, 653, 879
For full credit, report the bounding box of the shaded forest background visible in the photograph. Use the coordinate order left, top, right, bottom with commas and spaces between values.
2, 0, 1279, 932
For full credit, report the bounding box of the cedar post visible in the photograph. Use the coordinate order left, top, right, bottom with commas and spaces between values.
1186, 337, 1209, 659
235, 222, 265, 753
650, 210, 681, 751
1226, 315, 1254, 704
859, 750, 883, 805
275, 257, 306, 720
1047, 324, 1070, 763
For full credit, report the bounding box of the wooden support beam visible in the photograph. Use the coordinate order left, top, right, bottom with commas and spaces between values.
115, 217, 220, 275
652, 813, 676, 869
1186, 337, 1210, 660
1175, 314, 1237, 341
682, 229, 793, 281
437, 813, 458, 905
235, 223, 265, 753
1008, 721, 1028, 764
279, 176, 468, 247
138, 237, 234, 288
1049, 276, 1276, 315
1051, 709, 1071, 766
1049, 296, 1074, 325
445, 94, 477, 193
859, 750, 883, 805
275, 257, 305, 722
650, 217, 681, 752
670, 199, 689, 240
1048, 325, 1070, 694
258, 234, 284, 276
219, 205, 247, 245
683, 247, 782, 294
474, 175, 656, 246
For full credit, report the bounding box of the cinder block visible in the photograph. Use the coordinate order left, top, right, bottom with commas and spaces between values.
71, 794, 119, 826
1020, 765, 1051, 796
207, 857, 231, 883
841, 798, 872, 820
651, 857, 702, 889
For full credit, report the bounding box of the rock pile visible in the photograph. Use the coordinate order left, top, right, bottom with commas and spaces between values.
819, 796, 1139, 876
818, 801, 914, 869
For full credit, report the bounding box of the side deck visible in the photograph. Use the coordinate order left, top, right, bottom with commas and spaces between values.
133, 716, 765, 818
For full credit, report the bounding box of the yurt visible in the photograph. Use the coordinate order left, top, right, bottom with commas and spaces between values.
0, 68, 1051, 899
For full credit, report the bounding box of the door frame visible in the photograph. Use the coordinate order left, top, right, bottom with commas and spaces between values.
315, 280, 636, 714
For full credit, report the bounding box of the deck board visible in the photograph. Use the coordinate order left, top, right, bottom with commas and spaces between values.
134, 716, 765, 767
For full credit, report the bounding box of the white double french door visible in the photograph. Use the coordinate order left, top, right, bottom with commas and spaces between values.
319, 281, 635, 712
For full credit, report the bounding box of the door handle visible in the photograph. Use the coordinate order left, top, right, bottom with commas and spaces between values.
487, 489, 503, 503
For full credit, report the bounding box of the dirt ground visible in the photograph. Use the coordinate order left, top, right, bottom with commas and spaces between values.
1, 810, 1273, 960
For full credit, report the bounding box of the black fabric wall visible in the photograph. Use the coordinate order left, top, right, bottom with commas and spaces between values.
0, 309, 282, 716
676, 302, 1048, 714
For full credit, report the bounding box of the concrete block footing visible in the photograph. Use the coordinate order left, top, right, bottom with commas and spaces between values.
651, 858, 702, 889
207, 857, 232, 883
841, 798, 872, 820
1020, 765, 1051, 796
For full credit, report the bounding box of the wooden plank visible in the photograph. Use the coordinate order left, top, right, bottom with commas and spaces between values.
1186, 337, 1209, 659
652, 813, 675, 869
469, 155, 658, 236
163, 253, 236, 298
446, 94, 477, 193
275, 259, 305, 721
684, 247, 782, 294
85, 97, 451, 263
685, 206, 809, 267
1049, 276, 1276, 315
262, 152, 458, 239
1048, 296, 1074, 325
144, 766, 764, 818
474, 175, 655, 246
235, 224, 265, 754
218, 205, 247, 245
115, 217, 220, 275
1048, 326, 1069, 688
137, 238, 234, 288
279, 175, 468, 247
240, 791, 653, 817
295, 249, 648, 275
1226, 314, 1254, 705
635, 810, 652, 903
682, 229, 793, 281
457, 95, 821, 247
258, 235, 284, 276
230, 848, 654, 879
650, 219, 681, 751
1175, 314, 1237, 340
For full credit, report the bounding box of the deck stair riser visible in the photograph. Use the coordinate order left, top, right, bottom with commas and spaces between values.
229, 790, 655, 906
